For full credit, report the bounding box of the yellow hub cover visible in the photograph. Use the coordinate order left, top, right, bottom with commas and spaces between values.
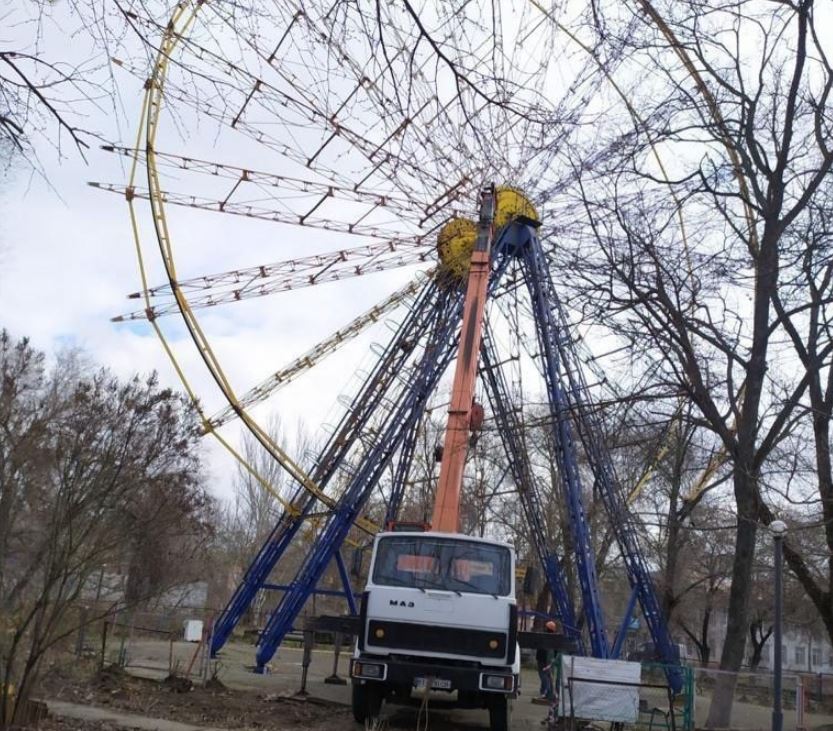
437, 217, 477, 279
494, 186, 539, 230
436, 188, 540, 279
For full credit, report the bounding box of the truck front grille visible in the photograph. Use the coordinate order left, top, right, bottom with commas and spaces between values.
367, 620, 506, 659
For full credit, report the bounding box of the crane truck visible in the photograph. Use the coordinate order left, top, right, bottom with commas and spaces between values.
350, 186, 548, 731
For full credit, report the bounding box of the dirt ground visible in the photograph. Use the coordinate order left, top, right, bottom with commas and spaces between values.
33, 638, 833, 730
38, 717, 116, 731
40, 663, 352, 730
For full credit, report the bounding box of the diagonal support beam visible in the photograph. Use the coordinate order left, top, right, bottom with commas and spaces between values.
252, 252, 514, 671
210, 276, 448, 655
480, 324, 583, 650
519, 224, 609, 659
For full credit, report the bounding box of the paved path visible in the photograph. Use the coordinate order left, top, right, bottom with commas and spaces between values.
45, 700, 227, 731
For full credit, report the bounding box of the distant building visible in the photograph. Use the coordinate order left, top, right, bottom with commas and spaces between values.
79, 570, 208, 611
682, 609, 833, 673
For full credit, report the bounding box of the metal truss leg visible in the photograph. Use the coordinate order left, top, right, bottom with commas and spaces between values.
385, 412, 422, 524
252, 257, 513, 671
518, 226, 609, 658
480, 327, 584, 651
522, 229, 681, 685
212, 279, 446, 655
252, 295, 464, 669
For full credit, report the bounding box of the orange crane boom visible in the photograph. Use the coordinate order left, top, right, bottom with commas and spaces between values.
431, 184, 496, 533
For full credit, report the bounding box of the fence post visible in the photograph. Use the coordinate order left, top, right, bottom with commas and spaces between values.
99, 621, 109, 670
297, 629, 314, 696
796, 676, 806, 731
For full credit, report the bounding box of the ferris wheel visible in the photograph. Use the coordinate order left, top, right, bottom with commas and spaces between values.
99, 0, 694, 674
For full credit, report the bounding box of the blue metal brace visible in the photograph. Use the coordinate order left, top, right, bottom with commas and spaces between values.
518, 226, 609, 658
211, 278, 450, 656
521, 228, 682, 688
251, 247, 515, 671
480, 322, 584, 650
611, 584, 639, 659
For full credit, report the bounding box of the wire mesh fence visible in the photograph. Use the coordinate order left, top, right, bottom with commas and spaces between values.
71, 606, 216, 682
691, 666, 833, 730
546, 655, 833, 730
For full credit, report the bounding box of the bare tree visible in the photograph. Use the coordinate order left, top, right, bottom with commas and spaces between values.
558, 0, 833, 723
0, 1, 153, 170
0, 329, 212, 726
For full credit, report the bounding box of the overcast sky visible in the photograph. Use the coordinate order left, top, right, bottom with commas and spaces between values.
0, 54, 425, 502
0, 0, 574, 503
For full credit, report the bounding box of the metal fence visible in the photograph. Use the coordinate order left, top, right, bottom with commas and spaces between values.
547, 659, 833, 730
692, 666, 832, 730
73, 607, 216, 682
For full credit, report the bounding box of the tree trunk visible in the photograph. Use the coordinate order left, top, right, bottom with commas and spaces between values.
705, 474, 759, 728
700, 606, 712, 667
663, 514, 681, 620
748, 620, 772, 671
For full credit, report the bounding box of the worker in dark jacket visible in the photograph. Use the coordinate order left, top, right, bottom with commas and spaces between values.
536, 620, 557, 699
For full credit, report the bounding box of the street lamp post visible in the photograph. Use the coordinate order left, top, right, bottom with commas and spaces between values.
771, 520, 787, 731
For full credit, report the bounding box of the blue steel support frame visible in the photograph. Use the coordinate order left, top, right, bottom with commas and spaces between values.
384, 387, 425, 524
252, 248, 514, 671
611, 585, 639, 659
335, 550, 358, 616
254, 298, 461, 669
518, 226, 609, 659
480, 322, 583, 649
521, 229, 682, 688
211, 278, 448, 655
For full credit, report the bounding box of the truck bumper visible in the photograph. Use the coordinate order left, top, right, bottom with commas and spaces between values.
351, 656, 517, 696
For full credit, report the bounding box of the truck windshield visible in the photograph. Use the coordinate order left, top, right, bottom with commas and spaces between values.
372, 536, 512, 596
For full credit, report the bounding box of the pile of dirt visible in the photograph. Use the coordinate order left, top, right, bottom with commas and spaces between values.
91, 666, 131, 693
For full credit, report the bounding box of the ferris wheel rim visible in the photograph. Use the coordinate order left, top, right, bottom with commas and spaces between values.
115, 0, 741, 537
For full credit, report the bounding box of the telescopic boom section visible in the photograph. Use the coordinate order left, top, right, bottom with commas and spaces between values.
431, 184, 496, 533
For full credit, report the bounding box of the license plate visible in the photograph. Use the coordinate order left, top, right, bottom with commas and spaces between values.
414, 677, 452, 690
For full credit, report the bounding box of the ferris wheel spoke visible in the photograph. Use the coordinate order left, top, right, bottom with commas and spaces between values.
112, 239, 434, 322
91, 181, 435, 240
133, 4, 456, 203
100, 144, 467, 224
206, 4, 452, 198
205, 272, 431, 431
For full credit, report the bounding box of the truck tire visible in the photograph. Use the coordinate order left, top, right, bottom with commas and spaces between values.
488, 696, 511, 731
351, 682, 383, 724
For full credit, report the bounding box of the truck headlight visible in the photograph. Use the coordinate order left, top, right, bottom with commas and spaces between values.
483, 674, 514, 691
353, 661, 386, 680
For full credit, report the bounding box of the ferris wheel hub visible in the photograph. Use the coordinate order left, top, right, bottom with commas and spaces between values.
436, 187, 539, 278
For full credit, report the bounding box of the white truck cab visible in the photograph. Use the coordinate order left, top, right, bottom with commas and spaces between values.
351, 531, 520, 730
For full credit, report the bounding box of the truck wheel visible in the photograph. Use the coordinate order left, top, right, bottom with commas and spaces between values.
488, 696, 511, 731
352, 682, 384, 724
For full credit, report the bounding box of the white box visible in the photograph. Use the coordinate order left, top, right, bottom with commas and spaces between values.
559, 655, 642, 722
183, 619, 204, 642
